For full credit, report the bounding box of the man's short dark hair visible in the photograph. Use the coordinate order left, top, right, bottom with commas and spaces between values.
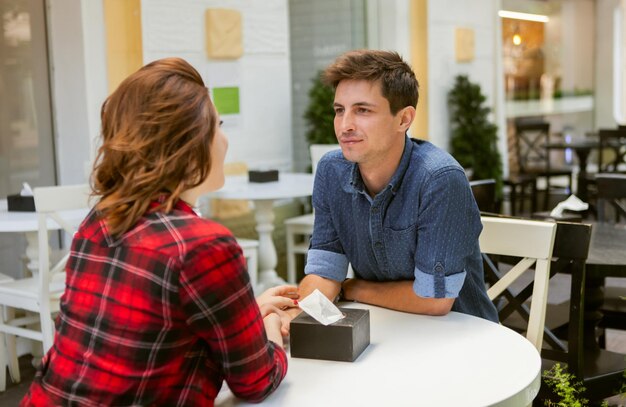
323, 49, 419, 114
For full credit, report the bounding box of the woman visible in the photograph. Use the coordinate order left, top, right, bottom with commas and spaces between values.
21, 57, 297, 406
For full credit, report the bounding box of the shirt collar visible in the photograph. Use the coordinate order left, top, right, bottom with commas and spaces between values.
349, 135, 415, 196
149, 194, 198, 215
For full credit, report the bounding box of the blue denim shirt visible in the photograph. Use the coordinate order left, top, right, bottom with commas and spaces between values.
305, 137, 498, 322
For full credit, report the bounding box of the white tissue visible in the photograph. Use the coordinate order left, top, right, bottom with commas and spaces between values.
549, 194, 589, 217
298, 289, 345, 326
20, 182, 33, 197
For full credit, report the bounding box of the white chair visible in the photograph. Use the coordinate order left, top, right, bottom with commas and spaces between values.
236, 238, 259, 291
0, 184, 90, 390
479, 216, 557, 351
0, 272, 19, 391
285, 144, 340, 284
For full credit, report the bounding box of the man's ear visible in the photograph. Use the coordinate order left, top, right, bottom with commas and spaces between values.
397, 106, 416, 132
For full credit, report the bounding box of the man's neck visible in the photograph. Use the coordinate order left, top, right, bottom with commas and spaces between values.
359, 139, 405, 197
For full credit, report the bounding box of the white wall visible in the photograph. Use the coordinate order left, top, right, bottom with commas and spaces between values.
48, 0, 508, 182
47, 0, 107, 185
141, 0, 292, 171
425, 0, 505, 167
596, 0, 621, 128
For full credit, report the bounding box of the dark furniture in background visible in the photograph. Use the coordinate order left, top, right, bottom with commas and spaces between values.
544, 138, 600, 203
503, 173, 537, 216
469, 178, 497, 213
594, 174, 626, 347
514, 121, 573, 210
480, 214, 626, 404
598, 128, 626, 173
539, 222, 626, 404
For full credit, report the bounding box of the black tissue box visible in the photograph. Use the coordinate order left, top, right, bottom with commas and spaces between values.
7, 194, 35, 212
290, 308, 370, 362
249, 170, 279, 183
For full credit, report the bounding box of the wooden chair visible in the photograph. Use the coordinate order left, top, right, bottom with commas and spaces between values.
479, 216, 557, 351
503, 173, 537, 216
538, 221, 626, 404
598, 128, 626, 173
595, 173, 626, 223
469, 178, 497, 213
480, 215, 626, 403
514, 121, 573, 211
284, 144, 340, 284
0, 272, 19, 391
0, 184, 90, 389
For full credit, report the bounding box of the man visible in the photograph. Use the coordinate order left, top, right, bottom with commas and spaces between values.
294, 50, 498, 322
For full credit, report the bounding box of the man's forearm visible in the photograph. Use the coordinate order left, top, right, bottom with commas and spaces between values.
342, 279, 454, 316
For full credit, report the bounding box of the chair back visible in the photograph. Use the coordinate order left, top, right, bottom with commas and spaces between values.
595, 173, 626, 223
598, 128, 626, 173
33, 184, 91, 350
514, 121, 552, 174
469, 179, 496, 213
480, 216, 557, 350
310, 144, 340, 175
539, 221, 591, 379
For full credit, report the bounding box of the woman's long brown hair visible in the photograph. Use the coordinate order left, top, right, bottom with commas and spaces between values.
92, 57, 217, 237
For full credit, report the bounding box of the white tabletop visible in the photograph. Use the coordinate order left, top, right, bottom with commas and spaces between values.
208, 173, 314, 201
216, 303, 540, 407
0, 199, 88, 233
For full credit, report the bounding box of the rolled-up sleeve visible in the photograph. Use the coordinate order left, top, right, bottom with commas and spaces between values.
413, 168, 482, 299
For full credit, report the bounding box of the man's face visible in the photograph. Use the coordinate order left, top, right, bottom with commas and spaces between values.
333, 79, 406, 168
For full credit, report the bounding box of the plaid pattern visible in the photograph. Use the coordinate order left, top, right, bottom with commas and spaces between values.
21, 199, 287, 406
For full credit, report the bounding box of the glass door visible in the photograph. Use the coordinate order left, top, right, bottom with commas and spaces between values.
0, 0, 56, 196
1, 0, 56, 277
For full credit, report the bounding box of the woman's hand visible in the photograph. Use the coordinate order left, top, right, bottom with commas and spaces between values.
259, 304, 291, 339
256, 285, 299, 310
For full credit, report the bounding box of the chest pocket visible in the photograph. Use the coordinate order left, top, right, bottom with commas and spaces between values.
382, 223, 417, 277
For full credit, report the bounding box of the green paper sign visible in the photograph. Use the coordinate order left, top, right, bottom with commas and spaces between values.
213, 87, 240, 115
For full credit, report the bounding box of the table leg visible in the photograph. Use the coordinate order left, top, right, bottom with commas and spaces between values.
253, 200, 286, 290
574, 149, 591, 202
23, 231, 40, 276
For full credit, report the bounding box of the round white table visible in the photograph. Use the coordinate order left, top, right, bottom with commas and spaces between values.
0, 199, 87, 275
206, 173, 314, 291
216, 303, 541, 407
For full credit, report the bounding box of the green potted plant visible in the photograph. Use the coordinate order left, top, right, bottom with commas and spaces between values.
304, 71, 336, 145
448, 75, 504, 200
303, 71, 340, 171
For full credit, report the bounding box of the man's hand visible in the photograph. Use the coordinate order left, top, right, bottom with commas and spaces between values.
281, 275, 342, 323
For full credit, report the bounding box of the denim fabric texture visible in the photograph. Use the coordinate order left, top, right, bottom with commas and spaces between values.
305, 136, 498, 322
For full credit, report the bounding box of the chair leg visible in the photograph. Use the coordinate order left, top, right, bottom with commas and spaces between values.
39, 308, 55, 355
0, 331, 6, 392
542, 178, 550, 211
3, 307, 19, 384
510, 185, 518, 215
530, 180, 537, 213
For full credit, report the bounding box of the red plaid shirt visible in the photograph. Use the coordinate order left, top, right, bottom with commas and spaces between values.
21, 199, 287, 406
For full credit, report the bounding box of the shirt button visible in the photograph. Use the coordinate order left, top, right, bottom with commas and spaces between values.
371, 206, 379, 213
375, 241, 383, 248
435, 264, 444, 272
